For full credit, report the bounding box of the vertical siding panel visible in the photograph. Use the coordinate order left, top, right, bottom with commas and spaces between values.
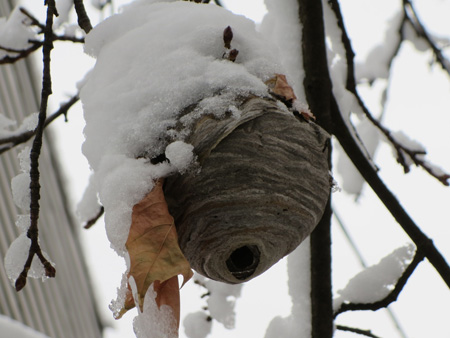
0, 1, 104, 337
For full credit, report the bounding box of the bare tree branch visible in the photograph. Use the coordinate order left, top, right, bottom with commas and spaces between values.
336, 325, 381, 338
334, 249, 425, 316
0, 42, 42, 64
0, 95, 79, 154
16, 0, 58, 292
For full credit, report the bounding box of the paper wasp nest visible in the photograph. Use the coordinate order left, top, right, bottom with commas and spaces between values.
80, 0, 331, 283
164, 97, 331, 284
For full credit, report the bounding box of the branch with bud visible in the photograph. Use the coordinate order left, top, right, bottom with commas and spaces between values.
222, 26, 239, 62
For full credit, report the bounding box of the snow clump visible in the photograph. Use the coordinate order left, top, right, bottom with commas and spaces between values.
129, 277, 178, 338
79, 0, 283, 255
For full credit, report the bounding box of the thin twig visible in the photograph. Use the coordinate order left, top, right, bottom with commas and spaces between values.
19, 7, 45, 32
0, 42, 42, 64
15, 0, 58, 292
403, 0, 450, 76
0, 95, 79, 154
83, 206, 104, 229
74, 0, 93, 33
336, 325, 381, 338
20, 7, 85, 43
0, 36, 84, 65
334, 249, 425, 317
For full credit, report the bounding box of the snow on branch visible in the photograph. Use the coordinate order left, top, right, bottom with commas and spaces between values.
327, 0, 450, 186
324, 0, 450, 292
357, 108, 450, 186
389, 131, 450, 185
357, 1, 450, 83
0, 94, 79, 154
0, 8, 84, 65
356, 11, 404, 84
334, 245, 424, 317
10, 0, 58, 292
331, 91, 450, 290
403, 0, 450, 76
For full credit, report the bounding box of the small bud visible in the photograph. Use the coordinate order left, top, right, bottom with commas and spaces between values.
223, 26, 233, 49
15, 273, 27, 292
44, 262, 56, 278
228, 49, 239, 62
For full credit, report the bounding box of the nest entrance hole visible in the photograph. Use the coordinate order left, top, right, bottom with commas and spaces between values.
226, 245, 260, 280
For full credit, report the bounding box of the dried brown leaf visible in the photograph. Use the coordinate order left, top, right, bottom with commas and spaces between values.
154, 276, 181, 324
119, 179, 193, 319
266, 73, 297, 102
266, 74, 316, 121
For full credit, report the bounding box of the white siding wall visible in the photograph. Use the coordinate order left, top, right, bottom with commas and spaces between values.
0, 1, 103, 337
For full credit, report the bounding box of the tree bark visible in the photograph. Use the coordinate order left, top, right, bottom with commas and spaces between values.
310, 199, 333, 338
298, 0, 335, 336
